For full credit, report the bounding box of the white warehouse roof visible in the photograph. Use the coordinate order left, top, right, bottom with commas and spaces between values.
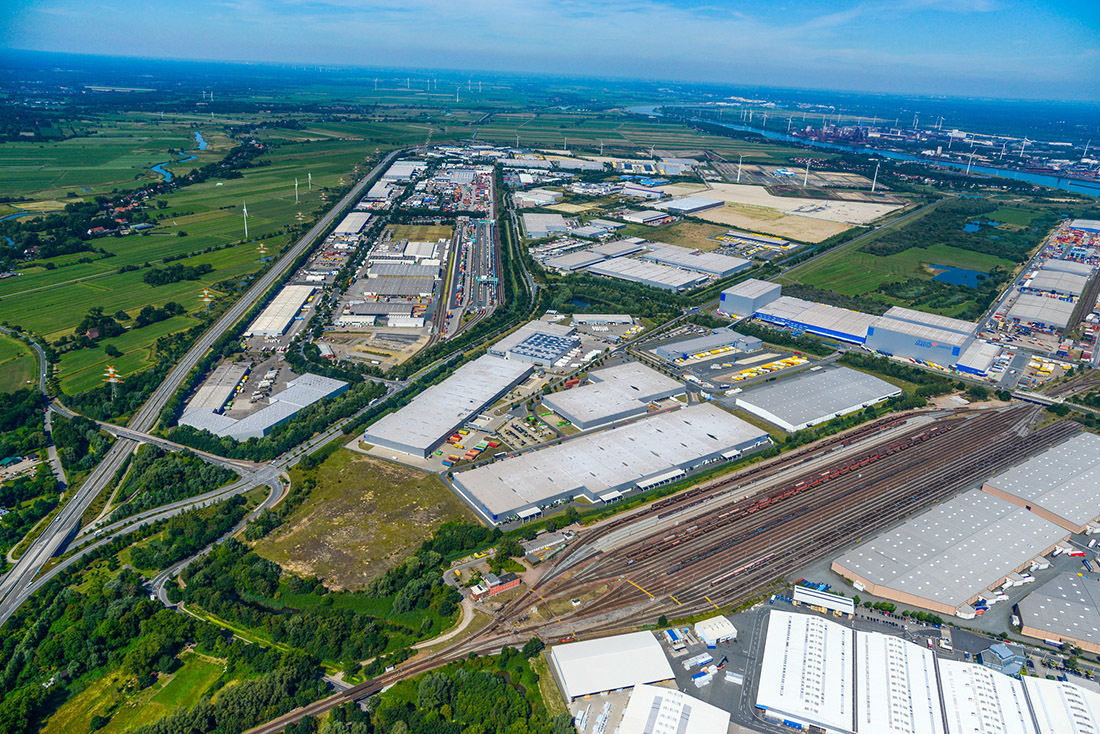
694, 616, 738, 645
587, 257, 707, 291
757, 611, 854, 734
856, 631, 944, 734
881, 306, 977, 336
1023, 676, 1100, 734
549, 632, 674, 700
734, 366, 900, 433
541, 361, 684, 430
618, 684, 729, 734
938, 659, 1036, 734
832, 489, 1068, 613
982, 432, 1100, 532
363, 355, 532, 457
247, 285, 314, 337
334, 211, 372, 236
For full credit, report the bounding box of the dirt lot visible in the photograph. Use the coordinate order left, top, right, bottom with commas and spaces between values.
695, 202, 851, 243
252, 449, 475, 590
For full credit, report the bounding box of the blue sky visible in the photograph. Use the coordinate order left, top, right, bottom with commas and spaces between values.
4, 0, 1099, 99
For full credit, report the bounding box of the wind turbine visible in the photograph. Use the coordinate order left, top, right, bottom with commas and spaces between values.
1019, 138, 1031, 158
1084, 140, 1092, 159
787, 118, 793, 133
965, 153, 975, 175
242, 200, 249, 240
871, 161, 880, 192
737, 154, 743, 183
308, 172, 312, 190
803, 159, 811, 187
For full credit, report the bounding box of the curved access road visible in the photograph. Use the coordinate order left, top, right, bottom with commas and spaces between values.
0, 148, 407, 628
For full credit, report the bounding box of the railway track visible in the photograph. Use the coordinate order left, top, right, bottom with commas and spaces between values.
251, 407, 1077, 732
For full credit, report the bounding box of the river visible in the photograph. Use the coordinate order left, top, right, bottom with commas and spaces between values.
150, 131, 206, 182
628, 106, 1099, 197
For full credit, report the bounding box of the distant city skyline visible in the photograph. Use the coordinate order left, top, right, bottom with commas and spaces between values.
3, 0, 1099, 101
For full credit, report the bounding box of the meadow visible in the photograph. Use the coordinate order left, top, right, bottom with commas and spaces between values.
0, 333, 37, 392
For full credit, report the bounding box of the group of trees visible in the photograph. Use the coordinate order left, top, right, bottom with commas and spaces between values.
0, 389, 47, 458
0, 465, 59, 573
128, 494, 250, 571
369, 648, 574, 734
51, 414, 113, 474
108, 446, 237, 522
142, 262, 213, 286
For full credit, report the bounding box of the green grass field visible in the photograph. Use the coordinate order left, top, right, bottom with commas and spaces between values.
40, 652, 224, 734
253, 448, 475, 591
989, 207, 1038, 226
0, 333, 37, 392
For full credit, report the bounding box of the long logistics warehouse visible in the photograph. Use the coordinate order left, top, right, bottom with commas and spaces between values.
363, 355, 532, 458
733, 366, 901, 433
831, 488, 1069, 617
451, 403, 770, 523
246, 285, 314, 337
541, 361, 684, 430
757, 609, 1100, 734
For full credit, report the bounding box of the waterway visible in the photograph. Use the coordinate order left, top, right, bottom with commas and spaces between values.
150, 131, 205, 182
627, 106, 1100, 197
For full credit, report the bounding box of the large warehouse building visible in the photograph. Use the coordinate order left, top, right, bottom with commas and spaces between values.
548, 632, 674, 701
185, 362, 250, 414
938, 660, 1036, 734
982, 433, 1100, 533
179, 373, 348, 442
541, 361, 684, 430
523, 212, 569, 239
488, 321, 578, 366
1006, 293, 1076, 333
653, 328, 762, 363
757, 611, 854, 734
1024, 268, 1089, 299
733, 367, 901, 433
617, 684, 729, 734
856, 631, 944, 734
587, 257, 708, 291
758, 610, 1100, 734
363, 355, 532, 458
755, 296, 878, 345
865, 307, 977, 367
451, 403, 769, 523
639, 245, 752, 278
1018, 573, 1100, 655
832, 489, 1068, 617
718, 278, 782, 317
246, 285, 314, 337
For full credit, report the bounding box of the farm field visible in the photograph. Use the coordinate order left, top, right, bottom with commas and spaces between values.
0, 115, 234, 200
57, 315, 195, 393
252, 449, 475, 591
40, 652, 224, 734
0, 333, 37, 392
389, 224, 453, 241
1, 133, 393, 392
989, 206, 1039, 226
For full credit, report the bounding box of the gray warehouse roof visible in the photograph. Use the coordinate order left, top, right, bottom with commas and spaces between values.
542, 361, 685, 429
453, 404, 767, 520
361, 277, 436, 297
833, 489, 1068, 611
868, 316, 973, 349
734, 366, 900, 433
723, 278, 781, 299
640, 245, 751, 277
1029, 270, 1089, 297
1041, 259, 1093, 277
490, 321, 576, 357
590, 238, 647, 257
1007, 294, 1075, 330
881, 306, 977, 336
368, 262, 439, 278
654, 329, 761, 361
364, 355, 532, 456
983, 432, 1100, 531
545, 251, 607, 271
187, 362, 249, 413
1018, 573, 1100, 649
587, 257, 707, 291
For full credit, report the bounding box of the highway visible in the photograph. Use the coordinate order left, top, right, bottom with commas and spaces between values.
0, 148, 406, 627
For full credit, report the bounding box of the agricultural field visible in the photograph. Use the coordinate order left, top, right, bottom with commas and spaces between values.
988, 206, 1039, 226
252, 449, 475, 590
389, 223, 453, 241
0, 333, 37, 392
0, 130, 397, 391
0, 114, 234, 200
40, 652, 224, 734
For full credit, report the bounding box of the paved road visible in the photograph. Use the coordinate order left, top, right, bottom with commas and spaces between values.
0, 327, 67, 491
0, 149, 407, 628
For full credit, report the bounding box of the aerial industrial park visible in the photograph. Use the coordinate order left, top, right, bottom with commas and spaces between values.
1, 11, 1100, 733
